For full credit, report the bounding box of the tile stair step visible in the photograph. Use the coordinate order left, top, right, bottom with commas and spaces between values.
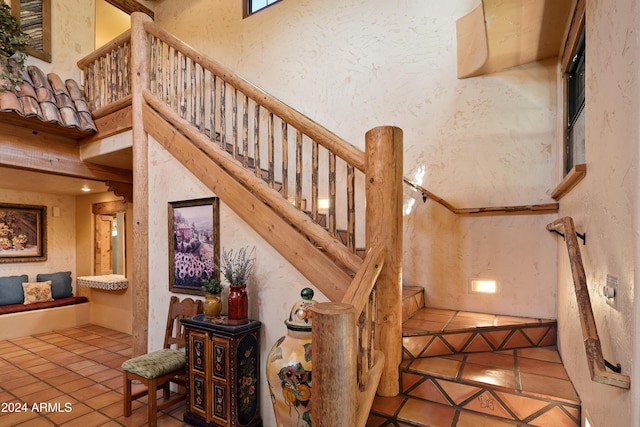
369, 346, 581, 427
370, 286, 580, 426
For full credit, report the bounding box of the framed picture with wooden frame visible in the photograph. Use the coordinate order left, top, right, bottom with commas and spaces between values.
169, 197, 220, 295
0, 203, 47, 262
10, 0, 52, 63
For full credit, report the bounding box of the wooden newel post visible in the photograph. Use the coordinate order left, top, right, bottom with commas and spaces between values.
365, 126, 403, 396
131, 12, 152, 356
312, 302, 357, 426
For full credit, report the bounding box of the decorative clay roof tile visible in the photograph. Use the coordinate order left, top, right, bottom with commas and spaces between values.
1, 65, 97, 133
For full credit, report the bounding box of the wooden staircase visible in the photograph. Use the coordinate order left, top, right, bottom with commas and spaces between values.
368, 287, 581, 427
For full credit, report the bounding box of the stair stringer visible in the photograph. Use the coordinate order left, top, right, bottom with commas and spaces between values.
142, 102, 352, 302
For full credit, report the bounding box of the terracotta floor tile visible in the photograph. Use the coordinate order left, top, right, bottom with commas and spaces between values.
59, 411, 112, 427
57, 377, 96, 393
397, 398, 456, 426
456, 410, 519, 427
46, 372, 85, 387
519, 372, 579, 404
495, 315, 540, 325
84, 390, 122, 410
455, 311, 496, 321
11, 379, 51, 398
22, 386, 65, 403
0, 410, 40, 425
406, 378, 451, 406
409, 356, 462, 379
370, 395, 406, 417
517, 346, 562, 363
460, 363, 517, 390
68, 383, 111, 401
366, 413, 389, 426
518, 357, 569, 380
403, 318, 447, 333
15, 417, 57, 426
465, 352, 515, 370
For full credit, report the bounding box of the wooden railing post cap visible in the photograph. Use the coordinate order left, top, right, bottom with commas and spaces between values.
311, 302, 354, 316
366, 125, 402, 135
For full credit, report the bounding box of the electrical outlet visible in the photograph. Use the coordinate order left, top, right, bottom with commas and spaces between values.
604, 275, 619, 311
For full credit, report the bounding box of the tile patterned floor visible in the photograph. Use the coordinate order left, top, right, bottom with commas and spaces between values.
402, 307, 557, 360
369, 289, 579, 427
369, 346, 580, 427
0, 324, 188, 426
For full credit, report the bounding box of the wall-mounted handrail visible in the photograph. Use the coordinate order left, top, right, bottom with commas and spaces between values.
547, 216, 630, 389
404, 177, 559, 216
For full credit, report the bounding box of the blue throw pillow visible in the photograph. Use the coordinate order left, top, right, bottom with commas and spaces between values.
0, 275, 29, 305
36, 271, 73, 299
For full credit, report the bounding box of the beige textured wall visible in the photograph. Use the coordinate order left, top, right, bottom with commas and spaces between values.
147, 138, 329, 427
554, 1, 639, 425
153, 0, 559, 319
149, 1, 562, 425
0, 189, 76, 289
17, 0, 96, 83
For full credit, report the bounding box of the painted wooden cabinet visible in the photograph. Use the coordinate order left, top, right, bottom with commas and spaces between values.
182, 315, 262, 427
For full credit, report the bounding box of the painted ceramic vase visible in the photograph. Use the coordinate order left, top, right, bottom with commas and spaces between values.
227, 285, 249, 324
203, 294, 222, 318
266, 288, 317, 427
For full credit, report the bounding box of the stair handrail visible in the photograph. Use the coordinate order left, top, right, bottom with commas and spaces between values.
142, 89, 363, 278
80, 13, 403, 416
143, 22, 366, 172
404, 177, 559, 215
547, 216, 630, 389
313, 243, 386, 426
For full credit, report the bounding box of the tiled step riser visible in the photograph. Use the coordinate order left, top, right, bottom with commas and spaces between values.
403, 322, 557, 360
399, 373, 580, 426
402, 286, 426, 322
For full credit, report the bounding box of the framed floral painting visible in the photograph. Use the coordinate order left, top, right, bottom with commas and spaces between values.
0, 203, 47, 262
168, 197, 220, 295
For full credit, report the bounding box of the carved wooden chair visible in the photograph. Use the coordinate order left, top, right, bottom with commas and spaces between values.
121, 296, 203, 426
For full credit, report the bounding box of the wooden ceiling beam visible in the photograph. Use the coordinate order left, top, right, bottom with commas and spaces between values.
0, 122, 133, 183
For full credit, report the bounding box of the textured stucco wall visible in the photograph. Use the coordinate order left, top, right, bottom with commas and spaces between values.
147, 138, 330, 427
148, 1, 563, 425
554, 1, 639, 425
13, 0, 96, 83
154, 0, 559, 319
0, 189, 76, 288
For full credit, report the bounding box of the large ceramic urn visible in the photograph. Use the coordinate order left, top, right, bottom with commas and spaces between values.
266, 288, 317, 427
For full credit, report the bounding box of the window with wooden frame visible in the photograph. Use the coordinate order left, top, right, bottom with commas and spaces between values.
10, 0, 51, 62
243, 0, 281, 17
552, 0, 586, 200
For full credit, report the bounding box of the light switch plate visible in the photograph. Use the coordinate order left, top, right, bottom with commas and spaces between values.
605, 275, 619, 311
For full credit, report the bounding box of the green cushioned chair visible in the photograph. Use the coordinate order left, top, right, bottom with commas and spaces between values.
122, 296, 202, 427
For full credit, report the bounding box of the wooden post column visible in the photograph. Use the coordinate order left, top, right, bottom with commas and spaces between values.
365, 126, 403, 396
312, 302, 358, 426
130, 12, 152, 356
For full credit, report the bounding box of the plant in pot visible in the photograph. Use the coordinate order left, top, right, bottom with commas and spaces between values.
0, 2, 29, 91
219, 246, 255, 324
201, 274, 224, 319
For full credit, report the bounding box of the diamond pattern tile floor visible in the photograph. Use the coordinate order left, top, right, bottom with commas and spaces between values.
370, 301, 580, 427
0, 324, 189, 426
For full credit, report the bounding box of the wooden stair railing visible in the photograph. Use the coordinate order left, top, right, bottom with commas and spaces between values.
77, 11, 404, 419
313, 243, 386, 427
547, 216, 630, 389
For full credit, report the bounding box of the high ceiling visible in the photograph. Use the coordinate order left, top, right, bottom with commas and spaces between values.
0, 167, 110, 197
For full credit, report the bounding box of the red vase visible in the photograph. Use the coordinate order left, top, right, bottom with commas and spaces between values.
227, 285, 249, 324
